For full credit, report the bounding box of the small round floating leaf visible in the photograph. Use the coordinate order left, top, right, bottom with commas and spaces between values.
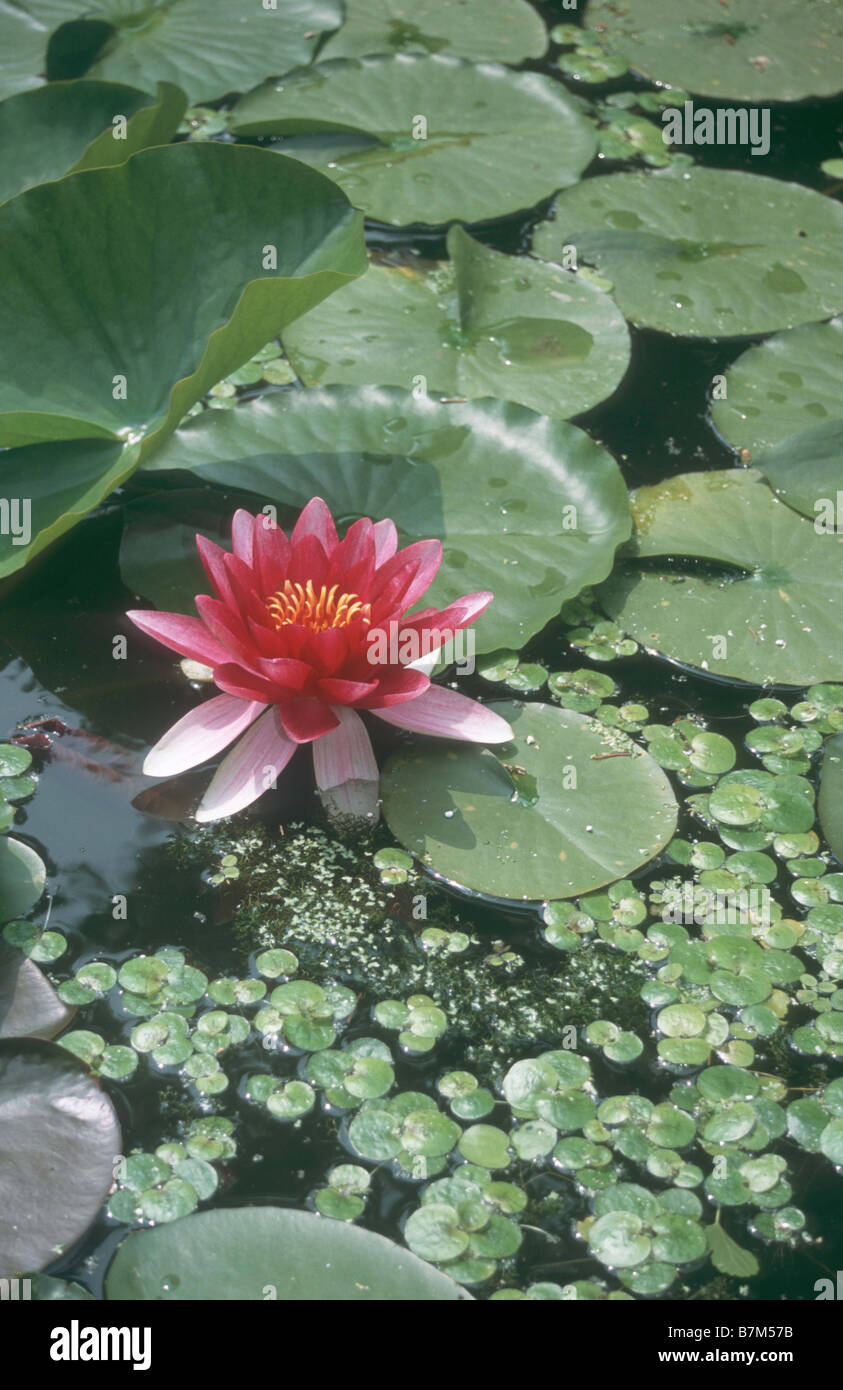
458, 1125, 511, 1170
255, 948, 298, 979
588, 1212, 651, 1269
820, 1118, 843, 1165
267, 1081, 316, 1121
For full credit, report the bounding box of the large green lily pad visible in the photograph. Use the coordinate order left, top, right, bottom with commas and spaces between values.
0, 1039, 121, 1278
0, 944, 73, 1041
752, 420, 843, 522
105, 1205, 471, 1299
599, 470, 843, 686
136, 386, 631, 655
380, 701, 678, 901
0, 141, 365, 576
584, 0, 843, 102
533, 167, 843, 338
0, 79, 186, 204
231, 55, 597, 226
711, 318, 843, 455
321, 0, 547, 62
4, 0, 342, 104
283, 226, 630, 419
820, 735, 843, 868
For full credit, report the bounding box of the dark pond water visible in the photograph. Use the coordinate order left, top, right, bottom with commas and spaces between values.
3, 5, 843, 1300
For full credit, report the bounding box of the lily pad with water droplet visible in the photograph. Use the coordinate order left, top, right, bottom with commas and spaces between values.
600, 469, 843, 686
382, 700, 677, 902
584, 0, 843, 102
231, 55, 597, 227
283, 226, 630, 421
534, 167, 843, 338
320, 0, 547, 63
711, 318, 843, 457
106, 1205, 471, 1300
139, 386, 631, 657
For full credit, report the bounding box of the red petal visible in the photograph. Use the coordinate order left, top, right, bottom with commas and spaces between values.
357, 668, 430, 707
255, 656, 314, 694
277, 698, 340, 743
195, 595, 256, 667
127, 610, 231, 668
290, 497, 338, 555
231, 509, 256, 566
316, 676, 379, 704
196, 535, 237, 607
254, 512, 291, 594
213, 663, 279, 702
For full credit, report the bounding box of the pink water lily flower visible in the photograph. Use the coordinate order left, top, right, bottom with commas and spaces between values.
128, 499, 512, 823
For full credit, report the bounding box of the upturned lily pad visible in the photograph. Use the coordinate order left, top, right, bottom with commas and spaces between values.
0, 79, 186, 204
231, 55, 597, 226
711, 319, 843, 456
533, 168, 843, 338
381, 701, 677, 902
283, 227, 630, 419
600, 470, 843, 685
320, 0, 547, 62
105, 1205, 471, 1299
584, 0, 843, 102
6, 0, 343, 104
136, 386, 631, 656
0, 141, 365, 577
0, 1038, 121, 1278
751, 421, 843, 533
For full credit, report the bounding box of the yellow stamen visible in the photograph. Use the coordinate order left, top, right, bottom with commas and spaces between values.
266, 579, 371, 633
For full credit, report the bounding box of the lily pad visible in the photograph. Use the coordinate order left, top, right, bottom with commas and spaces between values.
820, 736, 843, 868
600, 470, 843, 685
231, 55, 597, 226
0, 943, 73, 1041
321, 0, 546, 62
533, 167, 843, 338
136, 386, 631, 656
283, 227, 630, 420
0, 141, 365, 576
584, 0, 843, 102
0, 1038, 121, 1278
751, 420, 843, 526
0, 79, 186, 204
711, 319, 843, 456
0, 835, 46, 920
105, 1205, 471, 1299
381, 701, 677, 902
6, 0, 343, 104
